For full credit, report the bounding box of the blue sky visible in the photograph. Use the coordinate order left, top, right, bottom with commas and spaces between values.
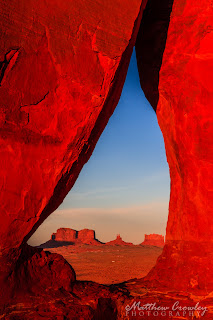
29, 48, 170, 246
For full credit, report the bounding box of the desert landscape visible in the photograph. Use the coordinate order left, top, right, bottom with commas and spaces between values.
39, 228, 164, 284
0, 0, 212, 318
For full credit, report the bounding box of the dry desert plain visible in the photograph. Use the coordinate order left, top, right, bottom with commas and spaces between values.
43, 244, 162, 284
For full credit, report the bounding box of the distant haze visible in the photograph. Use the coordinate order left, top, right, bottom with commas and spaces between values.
28, 48, 170, 247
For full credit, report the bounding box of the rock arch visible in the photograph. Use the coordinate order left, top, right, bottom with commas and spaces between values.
136, 0, 213, 292
0, 0, 212, 314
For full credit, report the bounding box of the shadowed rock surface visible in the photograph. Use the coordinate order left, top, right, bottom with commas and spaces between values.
135, 0, 174, 110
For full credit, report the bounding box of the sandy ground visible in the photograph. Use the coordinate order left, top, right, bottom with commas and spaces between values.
45, 245, 162, 285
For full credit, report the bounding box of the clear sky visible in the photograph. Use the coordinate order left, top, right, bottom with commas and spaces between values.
28, 48, 170, 246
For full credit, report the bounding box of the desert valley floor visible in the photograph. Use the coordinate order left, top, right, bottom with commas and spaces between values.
43, 244, 162, 284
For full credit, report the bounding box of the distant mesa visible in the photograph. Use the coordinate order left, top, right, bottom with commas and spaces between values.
52, 228, 77, 242
39, 228, 104, 248
105, 234, 133, 246
141, 234, 165, 248
38, 229, 164, 248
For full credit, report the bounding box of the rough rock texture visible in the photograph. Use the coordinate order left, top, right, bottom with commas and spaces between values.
136, 0, 213, 292
106, 234, 134, 246
3, 279, 213, 319
141, 234, 164, 247
0, 0, 147, 302
1, 244, 76, 306
0, 0, 145, 251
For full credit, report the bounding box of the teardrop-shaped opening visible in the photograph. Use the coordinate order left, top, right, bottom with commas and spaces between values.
28, 48, 170, 285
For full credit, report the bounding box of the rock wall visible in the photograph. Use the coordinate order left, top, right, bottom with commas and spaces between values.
0, 0, 147, 302
0, 0, 212, 310
136, 0, 213, 292
0, 0, 145, 251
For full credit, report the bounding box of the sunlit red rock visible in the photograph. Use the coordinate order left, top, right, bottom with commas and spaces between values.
141, 234, 164, 247
0, 0, 146, 305
78, 228, 102, 245
136, 0, 213, 292
0, 0, 213, 316
0, 0, 145, 252
0, 0, 145, 254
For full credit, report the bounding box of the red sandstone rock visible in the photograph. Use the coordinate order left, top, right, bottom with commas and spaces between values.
0, 0, 146, 301
141, 234, 164, 247
1, 244, 76, 306
0, 0, 145, 252
106, 234, 134, 246
0, 0, 212, 317
77, 228, 101, 245
136, 0, 213, 291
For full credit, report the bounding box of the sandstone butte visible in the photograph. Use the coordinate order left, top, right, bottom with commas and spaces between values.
51, 228, 103, 246
41, 228, 163, 248
105, 234, 134, 246
0, 0, 212, 318
141, 234, 165, 247
50, 229, 133, 246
